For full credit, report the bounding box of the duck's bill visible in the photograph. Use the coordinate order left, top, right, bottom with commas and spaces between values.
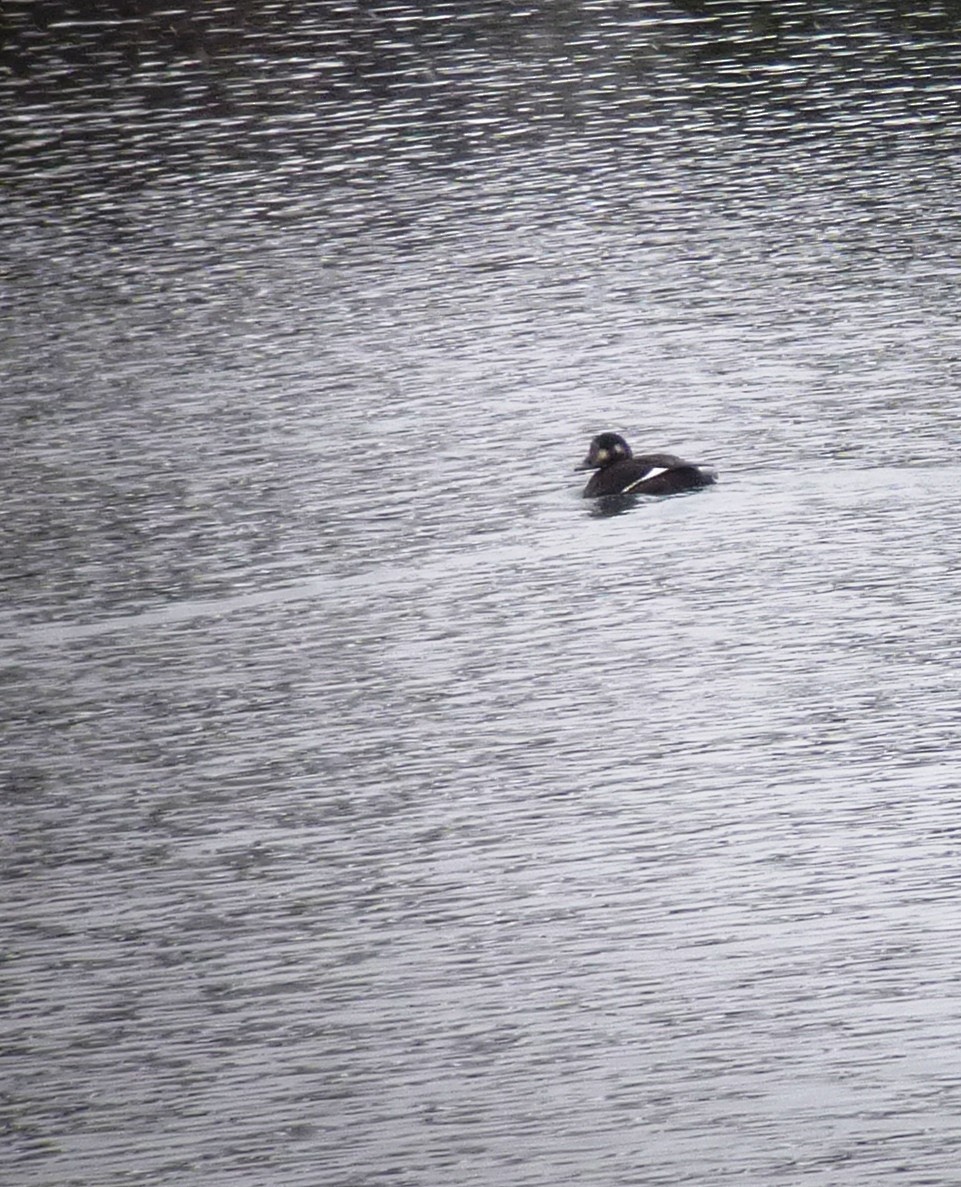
574, 457, 596, 471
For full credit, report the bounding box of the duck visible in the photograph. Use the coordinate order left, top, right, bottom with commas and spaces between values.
575, 432, 718, 498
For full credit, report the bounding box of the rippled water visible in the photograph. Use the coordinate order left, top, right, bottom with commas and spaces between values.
5, 5, 961, 1185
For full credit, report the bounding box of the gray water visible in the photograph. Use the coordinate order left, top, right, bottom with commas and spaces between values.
5, 4, 961, 1184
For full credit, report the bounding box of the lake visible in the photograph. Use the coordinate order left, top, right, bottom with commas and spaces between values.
4, 4, 961, 1184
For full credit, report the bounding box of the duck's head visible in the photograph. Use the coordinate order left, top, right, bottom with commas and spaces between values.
575, 432, 633, 472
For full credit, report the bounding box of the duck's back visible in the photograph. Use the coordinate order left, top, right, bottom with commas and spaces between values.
583, 453, 716, 498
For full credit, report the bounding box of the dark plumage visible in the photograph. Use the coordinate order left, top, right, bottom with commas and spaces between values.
575, 432, 717, 498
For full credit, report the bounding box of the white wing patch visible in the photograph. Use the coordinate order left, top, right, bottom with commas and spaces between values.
624, 467, 668, 493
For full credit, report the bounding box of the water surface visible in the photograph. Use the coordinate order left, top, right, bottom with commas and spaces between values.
5, 5, 961, 1185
